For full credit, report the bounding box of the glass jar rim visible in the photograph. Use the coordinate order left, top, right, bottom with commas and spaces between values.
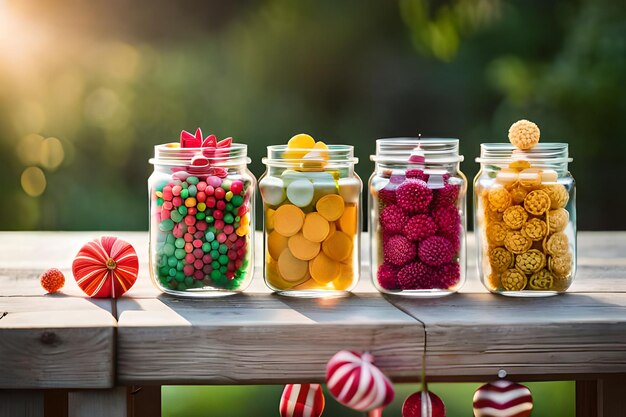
149, 142, 251, 166
263, 144, 358, 167
370, 138, 463, 164
475, 142, 572, 164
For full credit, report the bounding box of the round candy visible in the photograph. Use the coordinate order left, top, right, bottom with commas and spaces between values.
402, 390, 446, 417
72, 236, 138, 298
278, 249, 309, 282
287, 179, 314, 207
316, 194, 345, 221
279, 383, 325, 417
40, 268, 65, 293
259, 176, 286, 206
302, 212, 330, 242
326, 350, 394, 412
288, 233, 320, 261
274, 205, 305, 237
508, 119, 540, 150
473, 379, 533, 417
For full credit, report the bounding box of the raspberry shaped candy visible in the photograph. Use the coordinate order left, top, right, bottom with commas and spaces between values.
515, 249, 546, 274
433, 205, 461, 236
397, 261, 434, 290
508, 119, 540, 150
377, 263, 400, 290
437, 262, 461, 288
40, 268, 65, 293
384, 235, 417, 266
403, 214, 437, 242
418, 236, 455, 267
378, 174, 404, 205
432, 182, 460, 207
406, 169, 428, 181
396, 179, 433, 213
379, 205, 408, 234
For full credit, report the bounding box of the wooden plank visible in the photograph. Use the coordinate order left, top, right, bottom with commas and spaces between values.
576, 380, 598, 417
598, 374, 626, 417
0, 297, 115, 389
127, 386, 161, 417
116, 294, 423, 384
390, 293, 626, 378
0, 390, 44, 417
67, 388, 126, 417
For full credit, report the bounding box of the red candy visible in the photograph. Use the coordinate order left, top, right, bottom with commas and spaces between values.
184, 243, 193, 253
230, 180, 243, 195
196, 191, 206, 202
193, 239, 203, 248
183, 265, 194, 276
184, 233, 193, 242
214, 188, 225, 200
216, 200, 226, 210
172, 185, 182, 196
206, 197, 216, 208
172, 196, 183, 207
196, 181, 207, 192
185, 254, 195, 264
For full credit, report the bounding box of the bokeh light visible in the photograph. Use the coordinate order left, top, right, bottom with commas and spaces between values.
20, 166, 46, 197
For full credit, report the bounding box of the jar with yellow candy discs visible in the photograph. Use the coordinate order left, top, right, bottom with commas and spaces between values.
474, 120, 576, 296
259, 134, 362, 296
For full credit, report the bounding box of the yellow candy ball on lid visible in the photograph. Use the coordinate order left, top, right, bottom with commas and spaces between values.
508, 119, 540, 150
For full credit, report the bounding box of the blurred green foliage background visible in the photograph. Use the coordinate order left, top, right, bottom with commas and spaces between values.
0, 0, 624, 230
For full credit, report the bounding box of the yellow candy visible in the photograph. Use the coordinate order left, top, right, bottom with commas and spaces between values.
294, 278, 325, 290
529, 269, 554, 290
322, 231, 353, 262
225, 191, 233, 201
309, 252, 341, 284
274, 204, 305, 237
283, 134, 316, 159
316, 194, 345, 221
333, 263, 355, 291
338, 204, 358, 236
515, 249, 546, 274
524, 190, 551, 215
184, 197, 197, 207
488, 188, 512, 213
268, 230, 289, 260
501, 268, 527, 291
504, 231, 532, 254
503, 205, 528, 230
302, 212, 330, 243
278, 249, 309, 282
266, 258, 307, 289
240, 213, 250, 227
288, 233, 321, 261
236, 225, 249, 237
265, 209, 275, 230
197, 202, 207, 212
489, 247, 514, 272
542, 184, 569, 209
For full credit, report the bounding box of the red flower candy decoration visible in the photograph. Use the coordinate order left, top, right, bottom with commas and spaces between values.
177, 128, 233, 178
72, 236, 139, 298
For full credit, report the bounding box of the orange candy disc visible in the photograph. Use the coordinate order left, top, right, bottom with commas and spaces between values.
316, 194, 345, 221
288, 233, 321, 261
278, 249, 309, 282
268, 230, 289, 260
302, 212, 330, 242
309, 252, 341, 284
322, 231, 353, 262
274, 204, 305, 237
338, 204, 357, 236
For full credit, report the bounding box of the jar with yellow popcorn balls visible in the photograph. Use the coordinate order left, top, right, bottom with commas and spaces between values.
259, 134, 362, 296
369, 138, 467, 296
474, 120, 576, 296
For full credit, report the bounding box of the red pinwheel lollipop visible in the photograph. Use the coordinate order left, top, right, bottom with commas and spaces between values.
279, 384, 325, 417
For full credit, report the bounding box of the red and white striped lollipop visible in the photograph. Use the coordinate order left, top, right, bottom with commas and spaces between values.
72, 236, 139, 298
325, 350, 394, 412
279, 383, 325, 417
473, 379, 533, 417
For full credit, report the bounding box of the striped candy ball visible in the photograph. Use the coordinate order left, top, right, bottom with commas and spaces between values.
325, 350, 394, 412
473, 380, 533, 417
72, 236, 139, 298
402, 390, 446, 417
279, 384, 325, 417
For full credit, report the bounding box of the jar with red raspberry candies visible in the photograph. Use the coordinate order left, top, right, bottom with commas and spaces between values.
475, 140, 576, 296
148, 129, 256, 296
369, 138, 467, 296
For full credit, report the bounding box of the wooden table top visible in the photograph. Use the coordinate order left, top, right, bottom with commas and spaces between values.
1, 231, 625, 388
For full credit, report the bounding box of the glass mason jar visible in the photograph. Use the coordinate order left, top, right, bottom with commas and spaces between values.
369, 138, 467, 296
474, 143, 576, 296
148, 143, 256, 296
259, 145, 362, 297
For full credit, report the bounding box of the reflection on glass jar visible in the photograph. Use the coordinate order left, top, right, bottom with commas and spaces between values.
369, 138, 467, 296
474, 143, 576, 296
259, 135, 361, 297
148, 133, 255, 297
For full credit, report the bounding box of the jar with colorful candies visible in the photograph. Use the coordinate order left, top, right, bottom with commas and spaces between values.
474, 120, 576, 296
259, 134, 362, 296
148, 129, 255, 296
369, 138, 467, 296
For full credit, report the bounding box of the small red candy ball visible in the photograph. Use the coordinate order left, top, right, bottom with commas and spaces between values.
230, 180, 243, 195
40, 268, 65, 293
402, 390, 446, 417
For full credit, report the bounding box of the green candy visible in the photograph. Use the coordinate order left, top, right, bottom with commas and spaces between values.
205, 232, 215, 241
211, 240, 220, 250
159, 219, 174, 231
196, 212, 206, 220
184, 276, 194, 287
176, 283, 187, 291
175, 272, 185, 282
202, 242, 211, 253
176, 260, 184, 271
210, 250, 219, 260
159, 265, 170, 276
163, 243, 175, 256
187, 176, 199, 185
174, 238, 185, 249
206, 216, 215, 224
218, 244, 228, 255
188, 185, 197, 197
226, 203, 234, 212
170, 211, 183, 223
224, 213, 234, 224
193, 280, 204, 288
174, 248, 186, 260
231, 195, 244, 207
211, 260, 220, 270
219, 265, 227, 273
167, 257, 178, 267
210, 270, 221, 280
178, 206, 188, 216
208, 226, 217, 233
166, 234, 175, 243
218, 255, 229, 265
156, 197, 164, 206
168, 268, 177, 277
181, 182, 188, 189
180, 188, 189, 199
